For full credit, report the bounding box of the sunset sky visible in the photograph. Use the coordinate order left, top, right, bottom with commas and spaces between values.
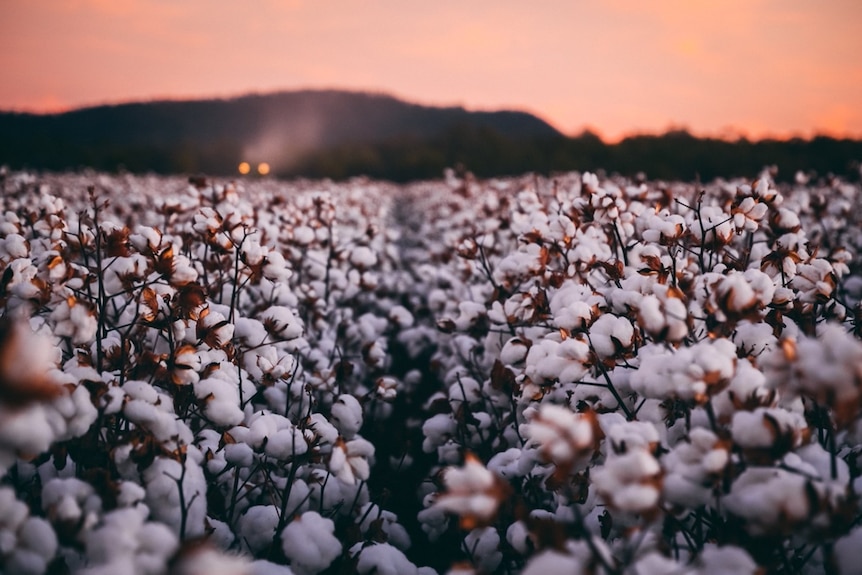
2, 0, 861, 141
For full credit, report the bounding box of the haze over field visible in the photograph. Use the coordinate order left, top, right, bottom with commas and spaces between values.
2, 0, 861, 142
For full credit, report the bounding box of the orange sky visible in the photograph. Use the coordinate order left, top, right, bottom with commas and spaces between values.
2, 0, 861, 141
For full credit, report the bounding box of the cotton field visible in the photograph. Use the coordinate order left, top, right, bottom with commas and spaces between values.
1, 166, 862, 574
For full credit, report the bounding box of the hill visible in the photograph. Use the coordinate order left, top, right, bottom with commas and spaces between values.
0, 90, 560, 175
1, 90, 861, 182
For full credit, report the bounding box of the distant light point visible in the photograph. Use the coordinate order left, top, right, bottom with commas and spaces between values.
257, 162, 271, 176
238, 161, 251, 175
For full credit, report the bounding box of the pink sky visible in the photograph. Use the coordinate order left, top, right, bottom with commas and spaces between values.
2, 0, 861, 141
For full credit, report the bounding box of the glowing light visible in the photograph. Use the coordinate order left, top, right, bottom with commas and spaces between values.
238, 161, 251, 175
257, 162, 270, 176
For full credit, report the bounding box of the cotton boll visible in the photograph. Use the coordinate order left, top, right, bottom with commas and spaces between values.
259, 306, 303, 340
170, 545, 252, 575
356, 503, 411, 551
521, 550, 585, 575
249, 560, 296, 575
224, 442, 255, 468
330, 394, 363, 438
239, 505, 280, 553
329, 437, 375, 484
280, 511, 341, 575
592, 448, 662, 515
463, 527, 501, 573
143, 456, 207, 538
194, 377, 243, 427
722, 467, 832, 535
520, 404, 599, 470
588, 313, 634, 358
264, 425, 308, 461
353, 542, 418, 575
433, 453, 507, 529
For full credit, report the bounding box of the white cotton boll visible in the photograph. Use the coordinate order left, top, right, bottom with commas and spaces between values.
264, 426, 308, 460
488, 448, 526, 479
691, 544, 759, 575
524, 337, 589, 385
171, 547, 252, 575
731, 408, 805, 451
50, 384, 98, 440
463, 527, 501, 573
143, 456, 207, 538
356, 503, 411, 550
549, 282, 601, 331
84, 508, 145, 565
239, 505, 280, 553
834, 526, 862, 575
247, 412, 289, 448
280, 512, 341, 575
604, 419, 660, 454
500, 337, 530, 365
506, 521, 531, 555
250, 560, 295, 575
349, 246, 378, 269
592, 448, 662, 514
136, 521, 180, 570
521, 550, 584, 575
259, 306, 303, 340
307, 413, 339, 448
733, 321, 776, 357
116, 481, 146, 508
5, 549, 50, 575
723, 468, 811, 535
205, 517, 235, 549
331, 394, 363, 438
0, 487, 29, 540
18, 516, 57, 563
292, 226, 315, 245
354, 543, 418, 575
422, 413, 455, 453
194, 378, 243, 427
589, 313, 634, 358
448, 377, 482, 407
224, 442, 255, 467
2, 233, 29, 259
0, 404, 55, 467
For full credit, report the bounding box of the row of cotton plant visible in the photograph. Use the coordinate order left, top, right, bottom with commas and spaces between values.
1, 165, 862, 574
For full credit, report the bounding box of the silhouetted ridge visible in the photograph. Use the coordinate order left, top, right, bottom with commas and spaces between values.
1, 90, 860, 182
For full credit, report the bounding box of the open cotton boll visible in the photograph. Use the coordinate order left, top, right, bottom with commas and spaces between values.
352, 542, 418, 575
280, 511, 341, 575
170, 545, 253, 575
143, 455, 207, 538
249, 560, 296, 575
661, 428, 729, 508
433, 453, 507, 529
549, 281, 603, 331
349, 245, 378, 269
355, 503, 411, 551
463, 527, 502, 573
259, 306, 303, 340
521, 549, 587, 575
239, 505, 280, 554
730, 407, 806, 456
194, 377, 244, 427
330, 394, 363, 438
264, 425, 308, 461
588, 313, 634, 358
592, 447, 662, 515
521, 404, 600, 470
524, 337, 590, 385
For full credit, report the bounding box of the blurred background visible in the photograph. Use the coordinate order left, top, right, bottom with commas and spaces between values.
1, 0, 861, 181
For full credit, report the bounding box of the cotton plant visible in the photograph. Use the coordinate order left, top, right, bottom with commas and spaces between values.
2, 168, 862, 574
